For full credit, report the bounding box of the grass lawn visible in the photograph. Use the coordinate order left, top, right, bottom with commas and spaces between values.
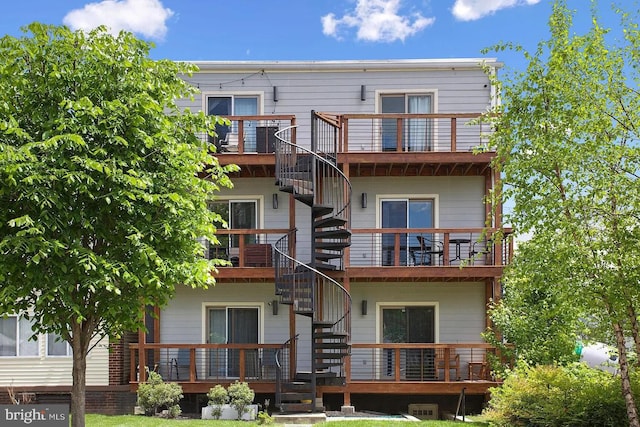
86, 414, 489, 426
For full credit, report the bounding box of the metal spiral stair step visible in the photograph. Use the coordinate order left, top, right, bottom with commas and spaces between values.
315, 352, 350, 360
315, 241, 350, 250
314, 229, 351, 239
314, 251, 343, 261
312, 205, 334, 217
314, 216, 347, 228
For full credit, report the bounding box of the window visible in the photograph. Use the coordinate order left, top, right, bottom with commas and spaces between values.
207, 306, 259, 378
0, 316, 38, 357
381, 198, 434, 266
381, 93, 433, 151
207, 96, 259, 151
207, 199, 259, 262
381, 305, 437, 379
47, 333, 71, 356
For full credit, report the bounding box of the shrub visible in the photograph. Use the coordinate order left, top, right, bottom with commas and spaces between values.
206, 384, 228, 419
257, 410, 274, 425
483, 362, 629, 426
136, 371, 183, 418
227, 381, 255, 420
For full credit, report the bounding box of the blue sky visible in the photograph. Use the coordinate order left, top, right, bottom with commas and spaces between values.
0, 0, 625, 74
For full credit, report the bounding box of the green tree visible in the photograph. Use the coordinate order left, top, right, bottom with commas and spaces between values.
483, 1, 640, 425
0, 24, 236, 427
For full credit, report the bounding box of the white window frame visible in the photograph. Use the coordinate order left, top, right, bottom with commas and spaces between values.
0, 315, 39, 358
374, 302, 440, 379
201, 302, 265, 379
374, 90, 439, 151
46, 332, 72, 357
201, 92, 265, 116
205, 196, 265, 260
375, 194, 439, 266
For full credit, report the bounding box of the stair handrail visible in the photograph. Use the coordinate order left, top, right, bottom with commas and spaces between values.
274, 126, 352, 222
273, 230, 351, 328
274, 334, 299, 408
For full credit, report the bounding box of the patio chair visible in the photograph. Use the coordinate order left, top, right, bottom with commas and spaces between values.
435, 348, 460, 381
468, 233, 492, 265
415, 235, 443, 266
170, 348, 197, 380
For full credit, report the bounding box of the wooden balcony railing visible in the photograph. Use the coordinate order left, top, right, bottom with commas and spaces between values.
349, 343, 501, 382
349, 228, 512, 267
130, 343, 292, 384
202, 229, 288, 267
130, 343, 502, 384
336, 113, 492, 153
204, 115, 296, 155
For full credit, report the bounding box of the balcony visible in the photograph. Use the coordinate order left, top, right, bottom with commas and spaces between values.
204, 113, 494, 178
204, 227, 511, 282
129, 342, 503, 395
313, 112, 495, 177
347, 228, 512, 281
205, 115, 296, 177
202, 228, 287, 281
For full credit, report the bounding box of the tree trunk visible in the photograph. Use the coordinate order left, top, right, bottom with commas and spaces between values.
71, 341, 87, 427
70, 319, 93, 427
627, 304, 640, 363
613, 320, 640, 427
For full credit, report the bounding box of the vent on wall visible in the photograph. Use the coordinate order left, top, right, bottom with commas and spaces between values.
408, 403, 438, 420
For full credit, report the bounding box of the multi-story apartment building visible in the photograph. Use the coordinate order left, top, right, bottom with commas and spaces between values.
0, 59, 512, 418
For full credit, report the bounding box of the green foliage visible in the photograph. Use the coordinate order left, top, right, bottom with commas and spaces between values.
136, 371, 183, 418
484, 363, 632, 427
481, 1, 640, 422
0, 22, 237, 426
206, 384, 228, 419
226, 381, 255, 420
257, 410, 274, 425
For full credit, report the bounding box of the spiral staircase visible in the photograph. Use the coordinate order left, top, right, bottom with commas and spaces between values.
272, 113, 352, 412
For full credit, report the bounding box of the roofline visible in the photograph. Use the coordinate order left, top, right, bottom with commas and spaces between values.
185, 58, 503, 72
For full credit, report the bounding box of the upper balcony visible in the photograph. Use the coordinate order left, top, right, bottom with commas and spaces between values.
212, 112, 495, 178
206, 227, 512, 283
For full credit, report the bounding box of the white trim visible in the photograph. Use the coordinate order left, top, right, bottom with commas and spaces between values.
201, 92, 265, 115
45, 333, 72, 357
191, 59, 501, 73
209, 196, 265, 228
374, 89, 439, 114
375, 302, 440, 344
375, 195, 440, 228
200, 302, 265, 345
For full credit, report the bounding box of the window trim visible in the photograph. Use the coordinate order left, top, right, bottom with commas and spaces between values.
375, 302, 440, 344
46, 333, 72, 357
200, 302, 265, 345
0, 315, 40, 358
201, 92, 265, 116
374, 89, 439, 114
376, 194, 440, 228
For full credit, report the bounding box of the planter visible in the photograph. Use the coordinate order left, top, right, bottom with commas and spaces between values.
201, 404, 258, 420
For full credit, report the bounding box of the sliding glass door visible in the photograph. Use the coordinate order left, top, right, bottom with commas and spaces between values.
381, 94, 432, 151
381, 199, 434, 266
207, 307, 259, 378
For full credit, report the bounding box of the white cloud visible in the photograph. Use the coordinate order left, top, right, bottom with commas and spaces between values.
321, 0, 435, 42
63, 0, 174, 40
452, 0, 541, 21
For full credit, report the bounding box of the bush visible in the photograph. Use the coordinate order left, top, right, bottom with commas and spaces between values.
483, 363, 630, 426
136, 371, 183, 418
227, 381, 255, 420
257, 410, 274, 425
206, 384, 228, 419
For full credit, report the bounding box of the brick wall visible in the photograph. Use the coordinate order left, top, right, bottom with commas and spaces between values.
0, 387, 136, 415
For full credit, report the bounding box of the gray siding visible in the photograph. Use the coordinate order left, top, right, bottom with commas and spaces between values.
184, 64, 493, 148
